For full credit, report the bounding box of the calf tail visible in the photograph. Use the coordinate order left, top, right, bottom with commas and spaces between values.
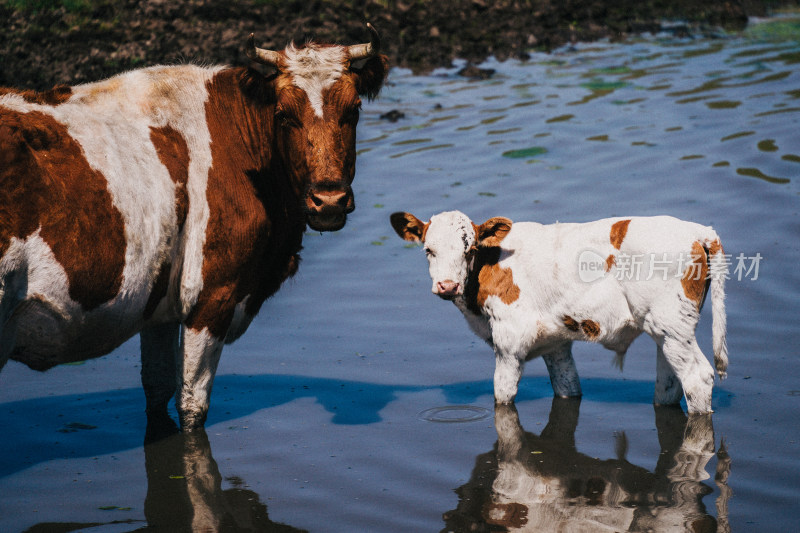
708, 240, 728, 379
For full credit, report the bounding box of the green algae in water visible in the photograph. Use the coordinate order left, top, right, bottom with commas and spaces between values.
737, 167, 790, 184
579, 80, 630, 91
502, 146, 547, 159
758, 139, 779, 152
707, 100, 742, 109
589, 66, 632, 75
721, 131, 756, 141
546, 114, 574, 123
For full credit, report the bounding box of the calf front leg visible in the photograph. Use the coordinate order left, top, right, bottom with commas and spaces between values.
541, 342, 582, 398
492, 324, 537, 404
494, 352, 523, 404
178, 327, 224, 430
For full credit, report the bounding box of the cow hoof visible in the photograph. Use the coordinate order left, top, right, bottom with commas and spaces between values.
145, 411, 179, 444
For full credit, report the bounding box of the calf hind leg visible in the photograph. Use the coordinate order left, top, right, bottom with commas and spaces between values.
654, 344, 684, 406
657, 336, 715, 414
541, 342, 582, 398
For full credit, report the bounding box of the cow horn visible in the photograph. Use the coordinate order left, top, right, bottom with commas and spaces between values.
347, 23, 381, 61
246, 33, 282, 67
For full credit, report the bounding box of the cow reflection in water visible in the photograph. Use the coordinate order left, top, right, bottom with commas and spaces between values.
444, 401, 732, 533
27, 425, 304, 532
142, 427, 305, 532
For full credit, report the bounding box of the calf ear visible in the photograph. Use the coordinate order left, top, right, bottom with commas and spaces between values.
352, 54, 389, 100
390, 212, 427, 242
477, 217, 513, 248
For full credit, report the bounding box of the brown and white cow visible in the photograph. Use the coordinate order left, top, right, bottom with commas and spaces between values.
391, 210, 728, 413
0, 25, 387, 429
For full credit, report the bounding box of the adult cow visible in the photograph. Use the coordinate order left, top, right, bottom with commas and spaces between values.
0, 25, 388, 430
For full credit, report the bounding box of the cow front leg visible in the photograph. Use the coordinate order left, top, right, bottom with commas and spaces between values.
0, 286, 20, 371
541, 342, 582, 398
140, 322, 180, 420
178, 327, 224, 430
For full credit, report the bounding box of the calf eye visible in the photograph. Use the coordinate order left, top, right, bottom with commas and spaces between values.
424, 248, 435, 258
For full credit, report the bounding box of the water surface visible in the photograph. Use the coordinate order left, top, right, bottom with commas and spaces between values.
1, 22, 799, 532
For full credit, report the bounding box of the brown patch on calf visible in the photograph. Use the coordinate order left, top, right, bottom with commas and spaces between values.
0, 85, 73, 106
0, 109, 125, 310
709, 238, 724, 257
476, 260, 520, 309
610, 219, 631, 249
562, 315, 580, 332
185, 67, 304, 339
605, 254, 616, 271
149, 125, 190, 229
463, 248, 520, 315
464, 218, 519, 314
681, 241, 710, 310
581, 319, 601, 339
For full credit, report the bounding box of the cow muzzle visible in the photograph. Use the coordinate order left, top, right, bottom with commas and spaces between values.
305, 187, 355, 232
434, 280, 462, 300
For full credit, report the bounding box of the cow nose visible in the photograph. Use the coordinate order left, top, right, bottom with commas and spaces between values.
307, 189, 354, 214
436, 280, 461, 298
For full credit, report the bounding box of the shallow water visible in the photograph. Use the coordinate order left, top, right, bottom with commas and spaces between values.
2, 22, 800, 532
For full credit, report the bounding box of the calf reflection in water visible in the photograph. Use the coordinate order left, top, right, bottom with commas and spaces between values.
444, 401, 731, 532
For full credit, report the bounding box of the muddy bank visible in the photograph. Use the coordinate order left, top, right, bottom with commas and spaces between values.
0, 0, 798, 89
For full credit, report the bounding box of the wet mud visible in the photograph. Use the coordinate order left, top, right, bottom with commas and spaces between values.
1, 0, 798, 89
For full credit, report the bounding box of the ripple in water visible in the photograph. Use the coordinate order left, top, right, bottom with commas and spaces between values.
418, 405, 492, 423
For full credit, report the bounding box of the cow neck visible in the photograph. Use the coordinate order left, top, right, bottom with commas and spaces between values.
198, 67, 306, 330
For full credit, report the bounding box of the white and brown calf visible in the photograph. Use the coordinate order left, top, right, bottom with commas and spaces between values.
0, 26, 387, 430
391, 210, 728, 413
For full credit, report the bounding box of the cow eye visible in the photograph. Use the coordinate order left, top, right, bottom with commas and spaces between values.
276, 109, 300, 128
340, 104, 361, 126
424, 248, 435, 258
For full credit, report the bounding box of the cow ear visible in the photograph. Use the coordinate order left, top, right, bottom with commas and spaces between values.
477, 217, 513, 248
390, 212, 427, 242
352, 54, 389, 100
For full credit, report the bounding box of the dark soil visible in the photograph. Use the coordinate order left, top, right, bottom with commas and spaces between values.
0, 0, 798, 89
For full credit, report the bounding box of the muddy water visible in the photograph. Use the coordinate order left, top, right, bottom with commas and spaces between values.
2, 21, 800, 532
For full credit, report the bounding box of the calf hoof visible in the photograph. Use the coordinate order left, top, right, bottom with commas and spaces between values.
494, 396, 516, 406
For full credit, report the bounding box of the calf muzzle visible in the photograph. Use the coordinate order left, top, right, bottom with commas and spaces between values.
435, 280, 461, 300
